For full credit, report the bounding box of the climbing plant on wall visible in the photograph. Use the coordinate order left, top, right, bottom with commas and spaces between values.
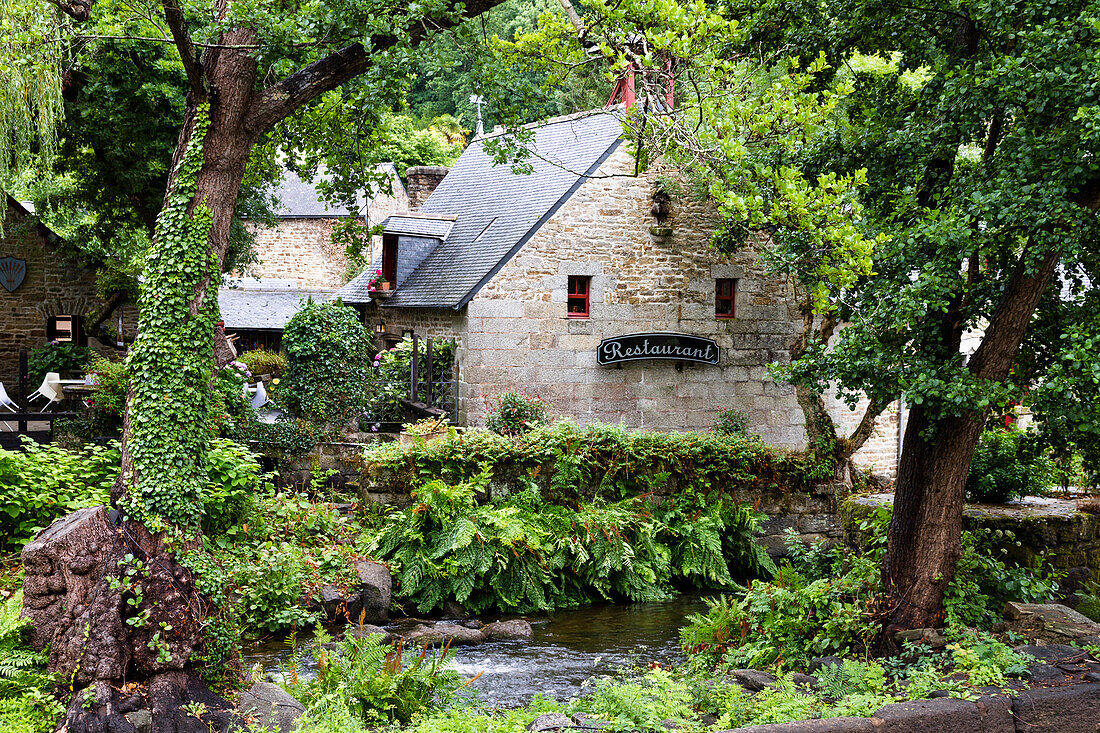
122, 105, 218, 530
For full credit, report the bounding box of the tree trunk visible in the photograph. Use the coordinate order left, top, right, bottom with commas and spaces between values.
882, 245, 1062, 631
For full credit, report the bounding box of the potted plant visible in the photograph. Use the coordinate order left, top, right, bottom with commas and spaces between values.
367, 269, 393, 297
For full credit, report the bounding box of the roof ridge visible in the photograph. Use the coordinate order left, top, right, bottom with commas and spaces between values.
472, 105, 626, 142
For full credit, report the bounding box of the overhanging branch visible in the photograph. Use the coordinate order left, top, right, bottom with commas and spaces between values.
162, 0, 205, 100
245, 0, 507, 134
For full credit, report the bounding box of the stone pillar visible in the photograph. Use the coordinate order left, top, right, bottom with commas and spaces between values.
406, 166, 450, 211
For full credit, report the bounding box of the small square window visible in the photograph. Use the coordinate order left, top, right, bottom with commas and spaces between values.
47, 314, 85, 345
715, 278, 737, 319
568, 276, 590, 318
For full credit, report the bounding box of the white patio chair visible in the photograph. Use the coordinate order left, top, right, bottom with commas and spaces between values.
27, 372, 62, 412
249, 380, 270, 410
0, 382, 18, 430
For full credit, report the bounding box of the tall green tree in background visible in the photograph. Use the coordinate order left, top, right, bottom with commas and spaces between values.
519, 0, 1100, 632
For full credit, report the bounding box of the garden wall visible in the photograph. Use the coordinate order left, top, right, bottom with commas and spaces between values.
355, 427, 849, 557
843, 493, 1100, 587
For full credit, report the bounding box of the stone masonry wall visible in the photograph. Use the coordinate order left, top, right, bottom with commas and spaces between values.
458, 145, 898, 460
0, 201, 101, 388
246, 218, 352, 289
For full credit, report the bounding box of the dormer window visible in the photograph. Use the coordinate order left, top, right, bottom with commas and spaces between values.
381, 233, 398, 286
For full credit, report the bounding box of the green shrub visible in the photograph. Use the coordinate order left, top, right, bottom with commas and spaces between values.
485, 390, 548, 436
363, 421, 830, 501
235, 542, 319, 632
965, 426, 1052, 503
27, 341, 95, 384
0, 437, 271, 548
0, 592, 63, 733
282, 301, 371, 426
683, 510, 1059, 672
86, 357, 128, 437
202, 439, 269, 536
239, 348, 288, 378
713, 408, 749, 436
0, 440, 116, 547
680, 551, 882, 671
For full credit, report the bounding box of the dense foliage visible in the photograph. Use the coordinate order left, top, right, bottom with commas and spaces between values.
369, 458, 775, 615
281, 301, 372, 426
485, 390, 548, 437
0, 438, 268, 549
682, 506, 1058, 671
27, 341, 94, 384
0, 592, 62, 733
85, 357, 127, 436
964, 425, 1052, 503
0, 440, 115, 547
123, 105, 218, 530
286, 630, 463, 727
364, 422, 834, 501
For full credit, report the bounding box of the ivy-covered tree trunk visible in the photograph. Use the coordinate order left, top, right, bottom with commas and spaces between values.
26, 2, 508, 729
882, 245, 1062, 631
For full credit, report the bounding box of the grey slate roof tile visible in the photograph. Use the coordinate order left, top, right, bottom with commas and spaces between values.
376, 112, 624, 309
271, 163, 403, 218
384, 214, 456, 239
219, 289, 334, 330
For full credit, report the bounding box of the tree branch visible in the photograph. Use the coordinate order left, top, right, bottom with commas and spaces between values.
161, 0, 205, 100
49, 0, 95, 21
245, 41, 372, 133
246, 0, 508, 134
843, 396, 884, 456
556, 0, 586, 38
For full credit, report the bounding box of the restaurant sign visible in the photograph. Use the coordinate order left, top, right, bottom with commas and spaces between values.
597, 333, 720, 366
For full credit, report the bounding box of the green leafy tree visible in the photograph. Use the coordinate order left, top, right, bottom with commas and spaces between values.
512, 0, 1099, 633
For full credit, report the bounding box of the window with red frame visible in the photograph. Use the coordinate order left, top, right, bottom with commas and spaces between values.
381, 234, 398, 285
715, 278, 737, 319
567, 276, 590, 318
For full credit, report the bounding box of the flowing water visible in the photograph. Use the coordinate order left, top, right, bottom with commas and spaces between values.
242, 596, 708, 707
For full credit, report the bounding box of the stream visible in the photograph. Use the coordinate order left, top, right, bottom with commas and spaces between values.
242, 596, 708, 707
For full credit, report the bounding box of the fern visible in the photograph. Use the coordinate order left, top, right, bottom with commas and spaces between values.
0, 592, 62, 732
369, 475, 774, 615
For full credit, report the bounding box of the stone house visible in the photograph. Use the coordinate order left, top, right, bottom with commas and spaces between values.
0, 196, 134, 392
220, 165, 409, 351
335, 112, 899, 476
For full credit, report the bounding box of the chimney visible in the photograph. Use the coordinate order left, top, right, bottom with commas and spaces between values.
406, 166, 450, 211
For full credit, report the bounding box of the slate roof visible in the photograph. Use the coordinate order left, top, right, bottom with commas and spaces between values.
271, 163, 403, 218
337, 112, 623, 309
384, 214, 456, 238
219, 289, 333, 330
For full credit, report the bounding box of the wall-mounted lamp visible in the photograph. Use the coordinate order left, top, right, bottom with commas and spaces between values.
374, 318, 386, 336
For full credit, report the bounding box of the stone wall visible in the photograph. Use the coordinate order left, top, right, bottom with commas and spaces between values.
406, 167, 450, 211
844, 493, 1100, 587
0, 200, 105, 388
246, 218, 352, 289
454, 146, 900, 461
829, 395, 901, 480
